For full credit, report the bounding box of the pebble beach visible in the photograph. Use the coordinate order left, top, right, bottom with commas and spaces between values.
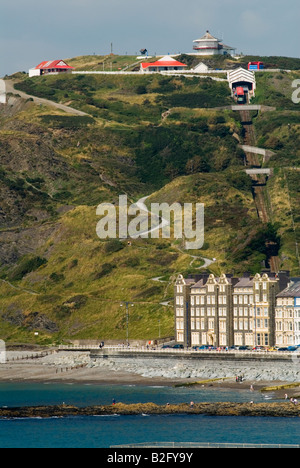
1, 350, 300, 398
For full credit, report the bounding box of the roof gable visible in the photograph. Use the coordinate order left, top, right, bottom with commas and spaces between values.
35, 60, 74, 70
142, 56, 187, 69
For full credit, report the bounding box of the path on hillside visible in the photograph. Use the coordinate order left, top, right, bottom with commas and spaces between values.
3, 80, 88, 116
0, 278, 39, 296
133, 195, 216, 275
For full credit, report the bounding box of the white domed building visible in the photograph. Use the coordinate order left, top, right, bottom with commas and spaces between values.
192, 30, 236, 56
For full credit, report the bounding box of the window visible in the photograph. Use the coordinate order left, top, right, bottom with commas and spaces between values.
192, 333, 200, 345
176, 319, 184, 330
264, 334, 269, 346
264, 319, 268, 329
177, 331, 184, 342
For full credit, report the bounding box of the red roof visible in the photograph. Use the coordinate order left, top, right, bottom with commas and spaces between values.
142, 56, 187, 70
35, 60, 74, 70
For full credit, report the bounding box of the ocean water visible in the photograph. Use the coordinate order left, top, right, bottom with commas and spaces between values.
0, 383, 299, 448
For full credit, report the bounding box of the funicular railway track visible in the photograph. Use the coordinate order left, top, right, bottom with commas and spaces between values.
239, 109, 280, 273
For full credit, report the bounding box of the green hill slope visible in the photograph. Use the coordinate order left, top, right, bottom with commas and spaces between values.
0, 61, 299, 344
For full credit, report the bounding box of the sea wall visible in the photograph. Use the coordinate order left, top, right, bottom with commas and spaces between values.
90, 350, 300, 382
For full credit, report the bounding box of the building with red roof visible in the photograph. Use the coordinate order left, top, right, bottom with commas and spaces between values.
141, 55, 187, 73
29, 60, 74, 77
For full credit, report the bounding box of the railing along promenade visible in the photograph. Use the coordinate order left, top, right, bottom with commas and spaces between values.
58, 345, 298, 361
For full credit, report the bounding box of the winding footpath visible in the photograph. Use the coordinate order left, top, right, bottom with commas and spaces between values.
1, 79, 88, 116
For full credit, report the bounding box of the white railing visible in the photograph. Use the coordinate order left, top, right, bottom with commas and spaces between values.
58, 344, 296, 357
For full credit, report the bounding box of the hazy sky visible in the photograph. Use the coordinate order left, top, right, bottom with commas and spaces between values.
1, 0, 299, 76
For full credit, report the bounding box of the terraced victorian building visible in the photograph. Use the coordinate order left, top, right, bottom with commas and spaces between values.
275, 280, 300, 346
175, 271, 290, 348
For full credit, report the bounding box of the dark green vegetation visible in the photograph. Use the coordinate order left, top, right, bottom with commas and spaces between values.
0, 57, 299, 343
2, 401, 300, 418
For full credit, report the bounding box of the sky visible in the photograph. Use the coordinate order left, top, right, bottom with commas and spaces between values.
0, 0, 300, 76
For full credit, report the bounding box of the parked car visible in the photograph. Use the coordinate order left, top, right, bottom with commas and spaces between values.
278, 347, 289, 352
288, 346, 298, 352
238, 346, 251, 351
172, 344, 184, 349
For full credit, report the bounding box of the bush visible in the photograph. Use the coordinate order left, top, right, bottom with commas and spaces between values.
8, 256, 47, 281
104, 239, 124, 254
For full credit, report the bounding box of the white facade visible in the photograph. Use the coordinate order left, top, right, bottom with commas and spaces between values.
228, 67, 256, 97
193, 31, 236, 56
29, 68, 42, 78
192, 62, 210, 73
276, 297, 296, 346
275, 282, 300, 346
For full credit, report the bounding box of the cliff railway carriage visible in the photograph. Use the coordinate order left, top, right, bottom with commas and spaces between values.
235, 86, 246, 104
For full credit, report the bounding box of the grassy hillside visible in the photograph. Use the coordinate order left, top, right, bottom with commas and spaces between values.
0, 60, 299, 344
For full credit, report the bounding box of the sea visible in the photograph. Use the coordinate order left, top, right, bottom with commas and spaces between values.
0, 382, 299, 448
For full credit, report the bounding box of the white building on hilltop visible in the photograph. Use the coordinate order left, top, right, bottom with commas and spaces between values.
193, 30, 236, 56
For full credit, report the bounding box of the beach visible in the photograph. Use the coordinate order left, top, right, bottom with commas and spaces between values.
1, 349, 300, 399
0, 350, 186, 387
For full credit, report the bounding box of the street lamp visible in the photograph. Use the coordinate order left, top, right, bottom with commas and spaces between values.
120, 302, 134, 346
